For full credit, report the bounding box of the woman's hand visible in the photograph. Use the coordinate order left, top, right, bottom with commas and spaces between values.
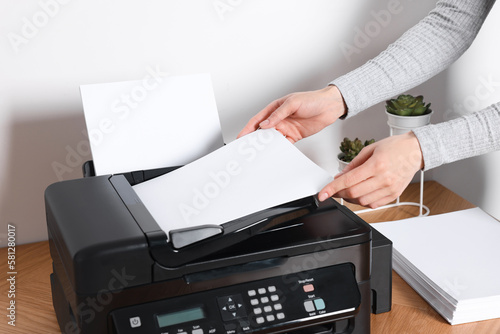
318, 132, 425, 208
237, 85, 346, 143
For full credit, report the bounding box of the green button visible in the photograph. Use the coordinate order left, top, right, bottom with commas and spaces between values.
314, 298, 325, 310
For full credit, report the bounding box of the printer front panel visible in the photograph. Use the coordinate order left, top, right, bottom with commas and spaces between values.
110, 263, 360, 334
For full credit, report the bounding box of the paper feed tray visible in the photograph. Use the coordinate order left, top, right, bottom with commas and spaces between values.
109, 174, 320, 267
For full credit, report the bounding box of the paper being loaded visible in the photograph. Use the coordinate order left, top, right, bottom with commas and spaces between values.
80, 73, 224, 175
133, 129, 333, 233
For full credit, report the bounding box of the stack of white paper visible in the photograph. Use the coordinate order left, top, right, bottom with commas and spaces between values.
133, 128, 334, 233
372, 208, 500, 325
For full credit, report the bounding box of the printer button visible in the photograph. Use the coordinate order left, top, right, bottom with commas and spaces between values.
129, 316, 141, 328
313, 298, 326, 310
239, 319, 250, 331
304, 300, 315, 313
227, 302, 238, 312
192, 329, 204, 334
303, 284, 315, 293
218, 295, 247, 321
223, 323, 237, 334
248, 290, 256, 297
224, 323, 237, 331
258, 288, 266, 295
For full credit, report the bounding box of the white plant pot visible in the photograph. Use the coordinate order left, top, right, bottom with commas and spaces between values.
386, 110, 433, 135
337, 153, 350, 172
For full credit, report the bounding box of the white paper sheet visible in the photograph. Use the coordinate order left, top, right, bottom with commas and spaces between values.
133, 129, 334, 233
80, 73, 224, 175
372, 208, 500, 324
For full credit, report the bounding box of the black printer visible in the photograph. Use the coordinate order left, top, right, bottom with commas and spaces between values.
45, 163, 392, 334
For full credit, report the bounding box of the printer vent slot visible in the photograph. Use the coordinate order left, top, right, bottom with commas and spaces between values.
264, 208, 309, 231
284, 319, 354, 334
332, 318, 354, 333
184, 257, 286, 283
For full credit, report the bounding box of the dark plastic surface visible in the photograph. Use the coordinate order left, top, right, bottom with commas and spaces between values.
110, 263, 361, 334
82, 160, 181, 185
45, 176, 154, 294
46, 161, 392, 334
370, 227, 393, 314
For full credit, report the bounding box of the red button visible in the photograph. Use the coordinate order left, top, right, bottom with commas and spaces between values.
303, 284, 314, 293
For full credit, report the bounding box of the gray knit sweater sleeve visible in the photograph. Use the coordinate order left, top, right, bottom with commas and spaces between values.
330, 0, 499, 170
414, 104, 500, 170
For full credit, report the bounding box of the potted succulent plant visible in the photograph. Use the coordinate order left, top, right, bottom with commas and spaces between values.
338, 137, 375, 171
385, 94, 433, 135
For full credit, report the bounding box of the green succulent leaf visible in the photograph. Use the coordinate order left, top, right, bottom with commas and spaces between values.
385, 94, 431, 116
339, 137, 375, 162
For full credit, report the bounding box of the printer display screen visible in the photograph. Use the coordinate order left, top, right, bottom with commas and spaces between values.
156, 306, 206, 328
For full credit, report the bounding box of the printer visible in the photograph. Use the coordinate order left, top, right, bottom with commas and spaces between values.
46, 162, 392, 334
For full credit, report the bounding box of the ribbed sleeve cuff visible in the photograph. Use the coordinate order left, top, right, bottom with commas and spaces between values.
412, 125, 444, 171
413, 104, 500, 171
329, 75, 364, 119
329, 61, 383, 119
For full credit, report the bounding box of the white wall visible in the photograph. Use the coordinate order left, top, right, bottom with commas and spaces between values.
0, 0, 440, 245
432, 3, 500, 219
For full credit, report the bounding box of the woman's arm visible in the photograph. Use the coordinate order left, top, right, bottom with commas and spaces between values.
414, 103, 500, 170
332, 0, 496, 117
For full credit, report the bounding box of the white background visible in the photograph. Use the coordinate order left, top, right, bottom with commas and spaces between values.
1, 0, 499, 245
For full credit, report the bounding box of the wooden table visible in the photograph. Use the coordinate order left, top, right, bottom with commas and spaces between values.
1, 181, 499, 333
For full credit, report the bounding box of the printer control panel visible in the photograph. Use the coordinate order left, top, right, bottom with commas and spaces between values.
110, 263, 360, 334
